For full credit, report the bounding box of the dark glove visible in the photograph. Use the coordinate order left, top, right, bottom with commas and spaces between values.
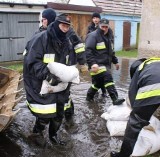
46, 73, 61, 86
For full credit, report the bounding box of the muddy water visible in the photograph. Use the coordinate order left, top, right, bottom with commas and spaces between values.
0, 58, 160, 157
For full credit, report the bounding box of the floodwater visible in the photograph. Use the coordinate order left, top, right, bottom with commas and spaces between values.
0, 58, 160, 157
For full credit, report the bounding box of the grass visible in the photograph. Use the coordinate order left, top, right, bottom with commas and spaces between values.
6, 63, 23, 73
0, 61, 24, 73
115, 49, 138, 58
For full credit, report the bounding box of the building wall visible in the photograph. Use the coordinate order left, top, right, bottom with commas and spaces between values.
138, 0, 160, 58
131, 22, 137, 48
101, 14, 141, 51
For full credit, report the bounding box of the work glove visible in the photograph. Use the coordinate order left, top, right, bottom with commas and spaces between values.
46, 73, 61, 86
79, 64, 88, 74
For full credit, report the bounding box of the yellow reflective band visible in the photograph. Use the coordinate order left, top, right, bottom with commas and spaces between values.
75, 47, 85, 53
90, 68, 106, 76
91, 85, 99, 90
139, 58, 160, 71
104, 82, 114, 88
136, 89, 160, 100
43, 54, 55, 63
64, 100, 71, 111
96, 42, 106, 50
27, 102, 56, 114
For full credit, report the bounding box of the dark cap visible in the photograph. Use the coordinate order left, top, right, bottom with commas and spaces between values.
92, 12, 101, 19
42, 8, 56, 25
99, 18, 109, 26
130, 58, 146, 78
56, 13, 71, 25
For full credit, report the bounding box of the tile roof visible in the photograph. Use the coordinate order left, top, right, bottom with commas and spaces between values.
93, 0, 142, 16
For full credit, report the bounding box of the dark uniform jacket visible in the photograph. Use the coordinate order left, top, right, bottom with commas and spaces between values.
129, 58, 160, 108
25, 26, 86, 66
85, 27, 118, 69
87, 22, 114, 44
23, 22, 73, 109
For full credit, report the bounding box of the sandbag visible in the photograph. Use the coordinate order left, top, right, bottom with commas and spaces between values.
40, 62, 80, 94
47, 62, 80, 83
107, 120, 127, 136
101, 99, 160, 156
101, 101, 132, 121
132, 116, 160, 156
40, 80, 68, 95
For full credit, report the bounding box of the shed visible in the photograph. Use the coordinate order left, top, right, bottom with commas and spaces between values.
0, 2, 46, 62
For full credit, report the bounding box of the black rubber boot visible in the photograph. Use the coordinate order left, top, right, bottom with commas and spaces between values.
113, 98, 125, 105
49, 118, 67, 146
86, 87, 98, 102
101, 87, 107, 97
50, 134, 66, 146
110, 151, 120, 157
106, 85, 125, 105
65, 117, 78, 134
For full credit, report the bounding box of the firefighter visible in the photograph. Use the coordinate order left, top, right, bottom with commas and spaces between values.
87, 12, 114, 98
36, 8, 56, 33
85, 18, 124, 105
111, 58, 160, 157
23, 14, 80, 146
24, 11, 87, 135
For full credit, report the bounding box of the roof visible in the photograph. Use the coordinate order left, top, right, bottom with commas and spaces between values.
93, 0, 142, 16
47, 2, 102, 13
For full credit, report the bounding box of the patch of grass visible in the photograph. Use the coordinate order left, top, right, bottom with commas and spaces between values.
115, 49, 138, 58
6, 62, 23, 73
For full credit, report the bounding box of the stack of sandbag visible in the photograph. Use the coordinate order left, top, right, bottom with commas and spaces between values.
101, 101, 132, 136
40, 62, 80, 95
101, 101, 160, 156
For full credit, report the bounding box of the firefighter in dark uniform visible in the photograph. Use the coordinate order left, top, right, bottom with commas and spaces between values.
87, 13, 114, 97
24, 12, 87, 136
23, 15, 80, 145
111, 58, 160, 157
85, 18, 124, 105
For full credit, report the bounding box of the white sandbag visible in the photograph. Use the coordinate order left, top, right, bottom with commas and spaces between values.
101, 101, 132, 121
132, 116, 160, 156
47, 62, 80, 84
40, 62, 80, 94
107, 120, 127, 136
40, 80, 68, 95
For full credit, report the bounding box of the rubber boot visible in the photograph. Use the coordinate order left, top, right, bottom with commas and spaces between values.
86, 86, 98, 102
49, 118, 66, 146
106, 85, 125, 105
110, 151, 121, 157
101, 87, 107, 97
29, 118, 47, 147
65, 117, 78, 134
116, 112, 149, 157
49, 134, 66, 146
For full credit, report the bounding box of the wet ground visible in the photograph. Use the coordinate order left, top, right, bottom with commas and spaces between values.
0, 58, 160, 157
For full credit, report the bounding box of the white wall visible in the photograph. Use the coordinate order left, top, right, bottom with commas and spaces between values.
138, 0, 160, 58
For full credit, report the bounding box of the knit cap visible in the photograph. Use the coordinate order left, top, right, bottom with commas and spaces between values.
42, 8, 56, 25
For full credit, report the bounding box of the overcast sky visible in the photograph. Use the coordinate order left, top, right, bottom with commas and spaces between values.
0, 0, 96, 6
